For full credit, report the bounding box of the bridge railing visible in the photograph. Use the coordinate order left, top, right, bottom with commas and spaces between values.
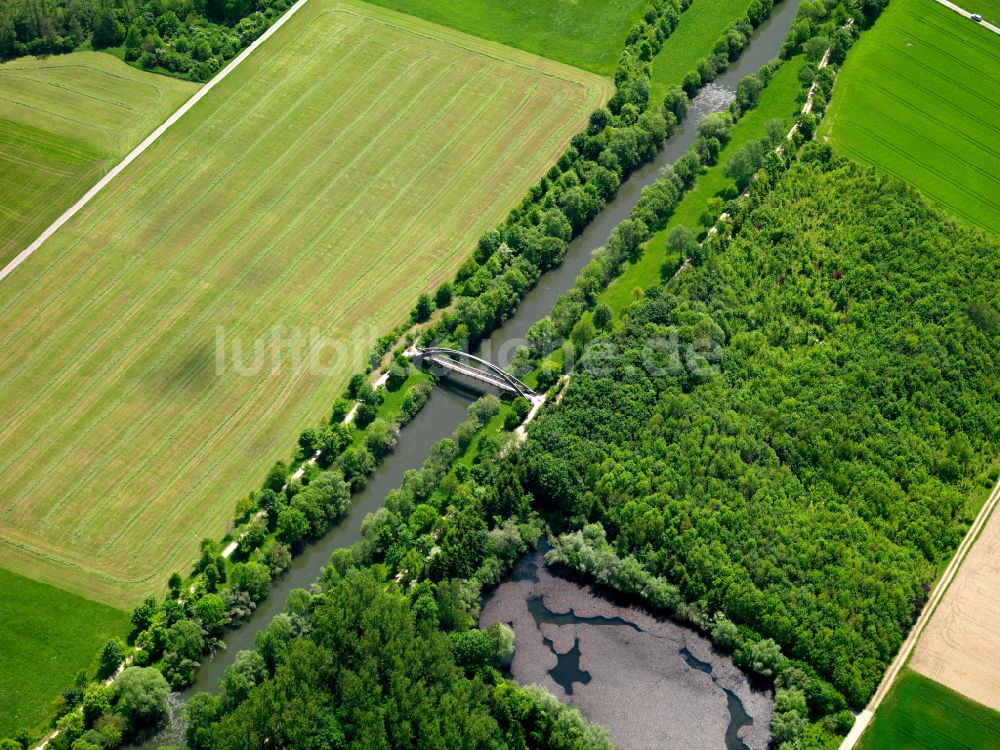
413, 346, 536, 399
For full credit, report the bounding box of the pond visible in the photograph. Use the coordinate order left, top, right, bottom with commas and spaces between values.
480, 546, 773, 750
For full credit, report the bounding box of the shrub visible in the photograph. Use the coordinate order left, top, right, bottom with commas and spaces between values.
229, 561, 271, 602
130, 595, 159, 633
435, 282, 453, 308
261, 461, 288, 492
710, 614, 739, 650
329, 397, 351, 423
354, 400, 377, 428
365, 418, 400, 458
504, 398, 532, 431
195, 593, 226, 631
98, 638, 126, 678
399, 381, 432, 425
748, 638, 783, 678
81, 683, 112, 726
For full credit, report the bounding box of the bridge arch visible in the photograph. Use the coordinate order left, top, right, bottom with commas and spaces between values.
416, 347, 536, 399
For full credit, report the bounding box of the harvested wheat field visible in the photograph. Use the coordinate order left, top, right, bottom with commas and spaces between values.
0, 52, 197, 267
0, 0, 609, 607
910, 480, 1000, 712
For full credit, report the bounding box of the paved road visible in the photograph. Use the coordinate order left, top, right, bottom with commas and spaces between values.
934, 0, 1000, 34
838, 476, 1000, 750
0, 0, 312, 285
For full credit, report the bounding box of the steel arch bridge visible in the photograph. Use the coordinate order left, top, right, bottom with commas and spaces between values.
414, 347, 536, 399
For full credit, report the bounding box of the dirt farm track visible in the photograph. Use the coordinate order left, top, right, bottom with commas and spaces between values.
910, 479, 1000, 712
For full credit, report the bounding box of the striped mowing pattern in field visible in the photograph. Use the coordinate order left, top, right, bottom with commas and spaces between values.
0, 0, 609, 607
820, 0, 1000, 233
0, 52, 198, 267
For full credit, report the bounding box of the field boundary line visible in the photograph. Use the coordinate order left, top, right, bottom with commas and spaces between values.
838, 474, 1000, 749
0, 0, 313, 285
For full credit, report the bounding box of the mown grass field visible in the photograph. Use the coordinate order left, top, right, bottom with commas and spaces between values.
362, 0, 648, 76
0, 0, 609, 608
820, 0, 1000, 233
860, 669, 1000, 750
603, 56, 807, 312
649, 0, 754, 100
0, 52, 197, 268
0, 567, 129, 738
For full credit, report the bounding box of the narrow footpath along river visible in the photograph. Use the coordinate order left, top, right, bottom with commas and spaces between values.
143, 2, 800, 743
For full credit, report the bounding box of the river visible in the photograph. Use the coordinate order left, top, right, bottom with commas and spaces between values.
141, 1, 800, 743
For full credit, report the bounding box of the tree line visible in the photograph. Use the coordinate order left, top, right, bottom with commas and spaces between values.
0, 0, 293, 81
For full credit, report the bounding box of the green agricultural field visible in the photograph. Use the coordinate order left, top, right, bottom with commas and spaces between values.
603, 55, 807, 312
0, 567, 129, 738
648, 0, 754, 100
820, 0, 1000, 233
361, 0, 649, 75
0, 52, 197, 268
0, 0, 608, 608
968, 0, 1000, 23
860, 669, 1000, 750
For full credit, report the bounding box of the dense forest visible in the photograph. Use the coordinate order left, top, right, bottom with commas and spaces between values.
0, 0, 293, 80
183, 570, 614, 749
524, 150, 1000, 708
173, 148, 999, 749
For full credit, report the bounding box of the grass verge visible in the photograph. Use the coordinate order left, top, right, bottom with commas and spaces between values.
648, 0, 755, 100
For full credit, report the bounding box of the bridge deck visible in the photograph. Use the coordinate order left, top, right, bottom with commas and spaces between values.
422, 354, 521, 395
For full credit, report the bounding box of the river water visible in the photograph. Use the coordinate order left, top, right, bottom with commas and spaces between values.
142, 1, 800, 742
